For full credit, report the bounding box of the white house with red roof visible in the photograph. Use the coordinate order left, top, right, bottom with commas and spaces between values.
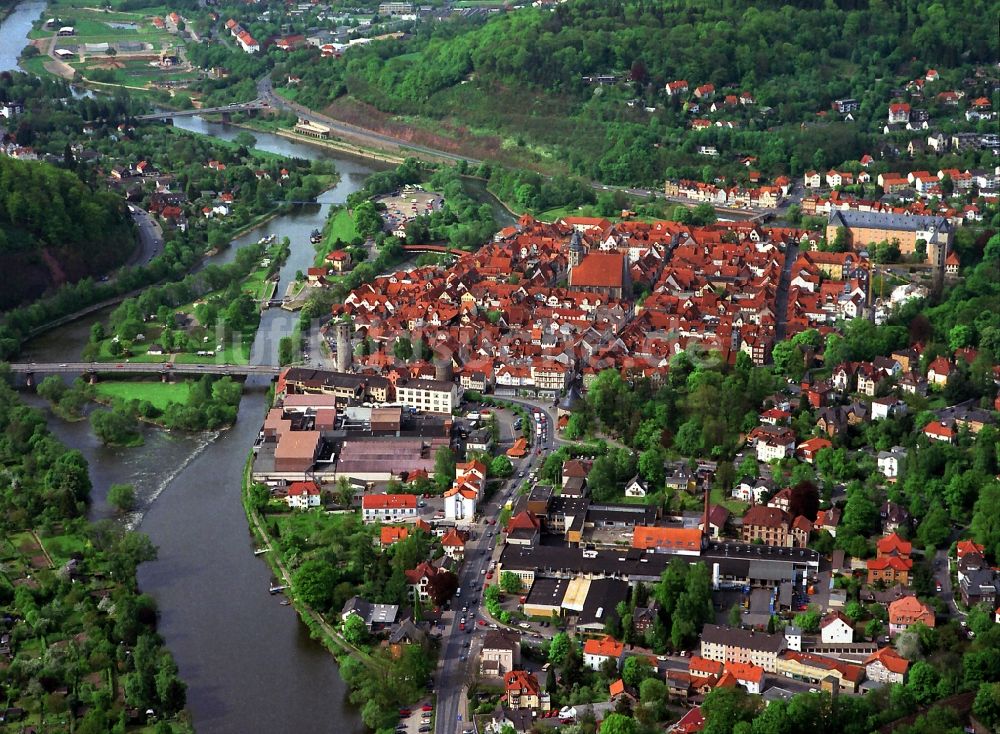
361, 493, 417, 524
583, 636, 624, 671
820, 611, 854, 643
864, 647, 909, 684
923, 420, 955, 443
286, 481, 321, 509
888, 103, 911, 124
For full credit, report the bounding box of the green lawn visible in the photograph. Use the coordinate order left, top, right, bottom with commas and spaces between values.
535, 204, 595, 222
710, 485, 749, 515
270, 510, 364, 549
38, 532, 89, 565
320, 208, 360, 249
94, 381, 193, 410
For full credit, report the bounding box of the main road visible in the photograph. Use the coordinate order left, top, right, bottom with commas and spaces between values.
434, 404, 555, 734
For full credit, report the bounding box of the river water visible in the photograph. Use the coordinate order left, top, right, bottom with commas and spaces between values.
2, 6, 520, 728
2, 4, 382, 721
25, 121, 379, 731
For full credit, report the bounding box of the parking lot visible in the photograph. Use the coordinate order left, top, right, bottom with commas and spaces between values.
396, 700, 437, 734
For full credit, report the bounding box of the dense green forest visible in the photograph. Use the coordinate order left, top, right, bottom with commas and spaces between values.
275, 0, 999, 184
0, 158, 135, 310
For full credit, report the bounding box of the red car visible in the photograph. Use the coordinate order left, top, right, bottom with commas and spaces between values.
477, 619, 486, 626
421, 705, 433, 712
486, 572, 493, 579
399, 709, 411, 717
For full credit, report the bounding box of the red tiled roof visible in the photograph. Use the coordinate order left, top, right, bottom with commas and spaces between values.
583, 636, 624, 658
876, 532, 912, 557
381, 526, 409, 546
571, 252, 625, 289
864, 646, 909, 675
632, 526, 702, 551
362, 493, 417, 509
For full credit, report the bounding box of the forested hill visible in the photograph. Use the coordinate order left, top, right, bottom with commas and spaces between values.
0, 157, 135, 310
350, 0, 994, 106
280, 0, 999, 184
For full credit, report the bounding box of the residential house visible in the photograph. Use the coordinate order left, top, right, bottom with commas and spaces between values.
480, 631, 521, 676
699, 625, 786, 673
880, 501, 911, 532
632, 600, 662, 635
625, 475, 647, 498
864, 646, 909, 685
888, 596, 935, 635
285, 480, 322, 509
380, 526, 410, 550
504, 670, 549, 712
748, 425, 797, 462
404, 561, 441, 603
725, 662, 765, 695
796, 437, 832, 463
583, 636, 624, 671
441, 529, 467, 561
923, 420, 956, 443
340, 596, 402, 632
872, 396, 907, 421
732, 476, 772, 504
362, 494, 418, 524
820, 611, 854, 643
927, 356, 952, 387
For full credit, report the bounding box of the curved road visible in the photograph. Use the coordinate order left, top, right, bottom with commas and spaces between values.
126, 205, 165, 269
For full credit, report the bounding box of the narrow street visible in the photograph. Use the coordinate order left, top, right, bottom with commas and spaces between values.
773, 240, 798, 343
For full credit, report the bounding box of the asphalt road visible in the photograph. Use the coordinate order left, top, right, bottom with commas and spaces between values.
126, 205, 164, 270
434, 405, 555, 734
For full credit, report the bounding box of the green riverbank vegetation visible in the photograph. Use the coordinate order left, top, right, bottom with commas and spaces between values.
0, 375, 191, 733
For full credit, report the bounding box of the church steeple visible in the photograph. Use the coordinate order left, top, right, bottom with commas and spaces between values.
568, 230, 583, 269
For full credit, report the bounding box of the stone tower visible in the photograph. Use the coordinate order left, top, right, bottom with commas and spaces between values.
333, 318, 352, 373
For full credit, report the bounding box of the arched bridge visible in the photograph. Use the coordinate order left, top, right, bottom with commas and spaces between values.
8, 362, 281, 378
133, 99, 270, 121
402, 244, 468, 257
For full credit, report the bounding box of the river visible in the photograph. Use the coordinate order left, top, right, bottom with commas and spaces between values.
24, 117, 380, 732
2, 2, 381, 718
2, 6, 520, 727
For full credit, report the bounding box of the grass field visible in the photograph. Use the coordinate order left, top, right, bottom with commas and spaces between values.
326, 208, 360, 244
536, 204, 593, 222
316, 209, 360, 266
94, 381, 193, 410
76, 58, 194, 85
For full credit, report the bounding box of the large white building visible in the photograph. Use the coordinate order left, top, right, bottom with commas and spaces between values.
394, 378, 458, 415
361, 493, 417, 524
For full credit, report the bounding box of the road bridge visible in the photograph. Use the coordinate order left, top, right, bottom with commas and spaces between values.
8, 362, 281, 381
401, 244, 467, 257
133, 100, 270, 121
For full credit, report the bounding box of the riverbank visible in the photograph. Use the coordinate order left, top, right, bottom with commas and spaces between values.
2, 78, 376, 732
236, 118, 411, 165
